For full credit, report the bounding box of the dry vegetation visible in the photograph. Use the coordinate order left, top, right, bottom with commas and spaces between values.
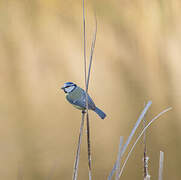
0, 0, 181, 179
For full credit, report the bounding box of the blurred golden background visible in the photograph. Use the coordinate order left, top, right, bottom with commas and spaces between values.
0, 0, 181, 179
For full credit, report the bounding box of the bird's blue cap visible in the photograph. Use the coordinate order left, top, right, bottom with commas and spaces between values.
61, 82, 75, 89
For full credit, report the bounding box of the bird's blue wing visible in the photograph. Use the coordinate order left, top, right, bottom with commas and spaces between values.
87, 95, 96, 110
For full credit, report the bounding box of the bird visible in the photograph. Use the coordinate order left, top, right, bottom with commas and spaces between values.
61, 82, 106, 119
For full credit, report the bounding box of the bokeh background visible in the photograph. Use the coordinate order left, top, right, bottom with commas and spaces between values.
0, 0, 181, 179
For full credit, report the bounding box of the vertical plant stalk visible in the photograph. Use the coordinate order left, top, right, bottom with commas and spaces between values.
85, 13, 97, 180
86, 15, 97, 91
143, 116, 150, 180
158, 151, 164, 180
115, 137, 123, 180
143, 112, 149, 179
86, 113, 92, 179
82, 0, 91, 178
143, 116, 147, 178
83, 0, 87, 89
72, 111, 86, 180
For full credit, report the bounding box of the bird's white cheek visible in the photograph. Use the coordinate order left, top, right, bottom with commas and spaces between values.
65, 86, 75, 93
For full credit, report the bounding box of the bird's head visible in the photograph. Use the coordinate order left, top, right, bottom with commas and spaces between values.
61, 82, 77, 93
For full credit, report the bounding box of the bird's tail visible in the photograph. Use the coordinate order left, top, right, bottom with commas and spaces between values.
94, 107, 106, 120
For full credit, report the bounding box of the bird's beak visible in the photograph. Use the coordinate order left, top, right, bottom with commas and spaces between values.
61, 86, 67, 93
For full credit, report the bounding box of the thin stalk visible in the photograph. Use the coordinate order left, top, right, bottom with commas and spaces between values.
83, 0, 87, 88
72, 111, 86, 180
158, 151, 164, 180
143, 112, 148, 178
115, 137, 123, 180
82, 0, 92, 178
85, 12, 97, 180
86, 15, 97, 91
86, 113, 92, 179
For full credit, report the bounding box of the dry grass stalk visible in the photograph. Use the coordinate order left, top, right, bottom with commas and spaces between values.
115, 137, 123, 180
158, 151, 164, 180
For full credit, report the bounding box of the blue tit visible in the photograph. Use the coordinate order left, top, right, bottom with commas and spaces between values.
61, 82, 106, 120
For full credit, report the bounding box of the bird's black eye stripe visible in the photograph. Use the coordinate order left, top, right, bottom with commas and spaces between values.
66, 85, 74, 88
